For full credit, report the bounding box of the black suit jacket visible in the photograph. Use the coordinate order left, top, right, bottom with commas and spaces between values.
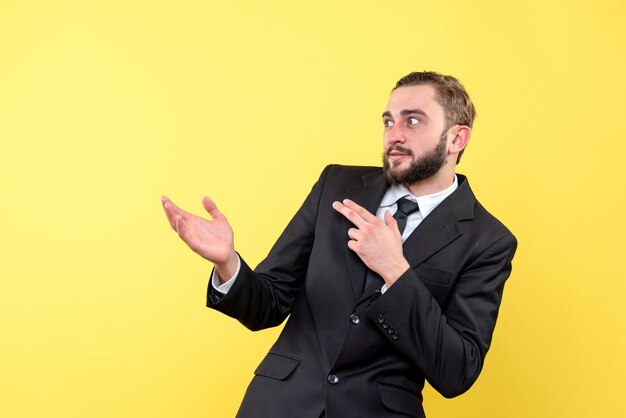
208, 165, 517, 418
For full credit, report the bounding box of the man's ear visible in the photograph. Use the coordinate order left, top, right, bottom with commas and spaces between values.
448, 125, 471, 156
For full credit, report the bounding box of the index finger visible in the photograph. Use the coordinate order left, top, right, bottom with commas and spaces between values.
332, 201, 368, 229
341, 199, 379, 223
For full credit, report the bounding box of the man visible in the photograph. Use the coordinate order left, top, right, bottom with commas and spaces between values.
161, 71, 517, 418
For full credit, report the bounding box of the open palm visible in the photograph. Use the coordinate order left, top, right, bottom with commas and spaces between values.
161, 195, 234, 265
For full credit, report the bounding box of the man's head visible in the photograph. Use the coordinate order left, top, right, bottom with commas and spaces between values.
393, 71, 476, 134
382, 71, 475, 188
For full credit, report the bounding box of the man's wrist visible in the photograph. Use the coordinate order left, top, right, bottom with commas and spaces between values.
382, 259, 411, 287
215, 251, 239, 284
212, 254, 241, 295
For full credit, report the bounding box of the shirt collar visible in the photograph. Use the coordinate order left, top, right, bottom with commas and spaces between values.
380, 175, 459, 219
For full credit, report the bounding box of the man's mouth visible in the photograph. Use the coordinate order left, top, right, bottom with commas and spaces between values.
386, 147, 412, 161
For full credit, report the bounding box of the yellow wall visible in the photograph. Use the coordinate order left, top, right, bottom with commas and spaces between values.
1, 1, 625, 417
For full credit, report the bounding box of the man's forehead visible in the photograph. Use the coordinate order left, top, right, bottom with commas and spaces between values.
385, 84, 442, 114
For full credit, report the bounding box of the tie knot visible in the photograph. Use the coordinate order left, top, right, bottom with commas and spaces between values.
396, 197, 419, 216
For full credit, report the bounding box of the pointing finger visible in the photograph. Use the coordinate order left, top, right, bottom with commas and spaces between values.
332, 201, 367, 229
342, 199, 378, 223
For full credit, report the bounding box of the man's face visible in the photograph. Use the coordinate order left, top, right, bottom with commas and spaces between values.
381, 84, 451, 186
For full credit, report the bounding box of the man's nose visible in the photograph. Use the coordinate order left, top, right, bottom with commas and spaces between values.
386, 125, 406, 144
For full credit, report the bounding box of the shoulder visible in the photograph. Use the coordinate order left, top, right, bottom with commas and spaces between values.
319, 164, 382, 184
455, 174, 517, 245
473, 200, 517, 246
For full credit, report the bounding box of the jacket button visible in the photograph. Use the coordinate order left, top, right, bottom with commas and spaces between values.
328, 374, 340, 384
382, 321, 389, 329
350, 314, 361, 325
392, 334, 399, 340
377, 315, 384, 323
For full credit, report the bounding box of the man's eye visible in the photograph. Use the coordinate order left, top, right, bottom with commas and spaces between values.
383, 119, 394, 128
408, 117, 420, 125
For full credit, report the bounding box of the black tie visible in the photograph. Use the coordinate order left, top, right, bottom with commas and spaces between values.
393, 197, 420, 235
363, 197, 420, 293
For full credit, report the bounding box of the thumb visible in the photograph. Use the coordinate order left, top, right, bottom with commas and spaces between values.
202, 196, 223, 220
384, 210, 400, 234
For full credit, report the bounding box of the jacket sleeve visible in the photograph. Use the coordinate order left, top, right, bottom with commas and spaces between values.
206, 165, 332, 331
366, 232, 517, 398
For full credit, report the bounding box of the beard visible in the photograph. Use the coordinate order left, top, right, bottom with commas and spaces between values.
382, 132, 448, 186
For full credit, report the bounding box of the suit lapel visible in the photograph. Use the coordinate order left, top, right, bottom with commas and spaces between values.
343, 171, 389, 300
401, 199, 461, 268
402, 174, 475, 267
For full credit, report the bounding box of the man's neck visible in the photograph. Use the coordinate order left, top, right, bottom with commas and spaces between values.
406, 170, 456, 197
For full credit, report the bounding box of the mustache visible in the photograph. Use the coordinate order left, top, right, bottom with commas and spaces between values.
385, 145, 414, 157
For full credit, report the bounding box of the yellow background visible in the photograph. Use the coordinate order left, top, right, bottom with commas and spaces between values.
1, 1, 625, 417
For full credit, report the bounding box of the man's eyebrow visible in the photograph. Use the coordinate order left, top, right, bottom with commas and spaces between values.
381, 109, 429, 118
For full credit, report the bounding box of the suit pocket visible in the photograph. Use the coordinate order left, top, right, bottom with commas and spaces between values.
414, 263, 455, 285
254, 352, 301, 381
414, 263, 456, 307
377, 382, 424, 418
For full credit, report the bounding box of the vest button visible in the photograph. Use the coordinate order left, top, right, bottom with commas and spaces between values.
328, 374, 340, 384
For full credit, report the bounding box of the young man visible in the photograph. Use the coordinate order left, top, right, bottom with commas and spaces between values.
161, 71, 517, 418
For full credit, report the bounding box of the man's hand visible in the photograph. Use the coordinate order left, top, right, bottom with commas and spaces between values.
161, 195, 238, 282
332, 199, 410, 287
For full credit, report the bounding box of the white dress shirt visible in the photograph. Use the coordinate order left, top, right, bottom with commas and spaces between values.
212, 175, 458, 294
